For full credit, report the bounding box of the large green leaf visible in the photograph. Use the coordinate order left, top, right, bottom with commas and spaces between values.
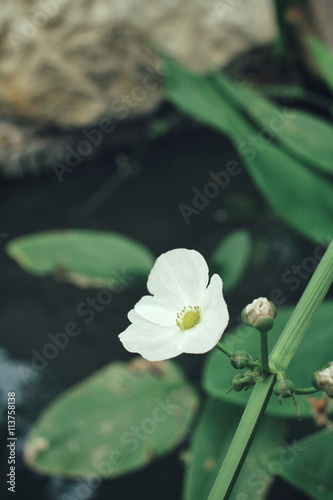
23, 358, 198, 478
164, 58, 333, 243
183, 398, 287, 500
203, 300, 333, 419
262, 427, 333, 500
210, 230, 252, 292
308, 36, 333, 93
211, 72, 333, 177
6, 230, 155, 288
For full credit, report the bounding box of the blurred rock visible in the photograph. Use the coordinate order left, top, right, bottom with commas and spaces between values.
0, 0, 276, 129
0, 0, 277, 178
0, 121, 79, 178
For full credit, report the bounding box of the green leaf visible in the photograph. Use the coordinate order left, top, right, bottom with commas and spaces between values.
184, 398, 287, 500
308, 36, 333, 92
211, 72, 333, 177
163, 58, 234, 136
6, 230, 155, 288
263, 427, 333, 500
203, 300, 333, 419
210, 230, 252, 292
23, 358, 198, 478
164, 58, 333, 243
235, 120, 333, 244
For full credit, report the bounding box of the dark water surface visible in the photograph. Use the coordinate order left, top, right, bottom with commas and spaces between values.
0, 125, 313, 500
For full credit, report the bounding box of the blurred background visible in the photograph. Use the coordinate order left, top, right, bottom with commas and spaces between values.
1, 1, 333, 499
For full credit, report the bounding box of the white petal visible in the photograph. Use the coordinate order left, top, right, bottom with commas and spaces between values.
147, 249, 209, 305
119, 316, 182, 361
134, 295, 177, 327
202, 274, 229, 325
176, 274, 229, 354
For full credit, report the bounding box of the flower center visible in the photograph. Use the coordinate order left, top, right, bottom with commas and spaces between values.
176, 306, 200, 331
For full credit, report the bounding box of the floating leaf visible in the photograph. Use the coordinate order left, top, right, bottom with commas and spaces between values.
183, 398, 287, 500
164, 58, 333, 243
24, 358, 198, 478
6, 230, 155, 288
262, 427, 333, 500
203, 301, 333, 419
210, 230, 252, 292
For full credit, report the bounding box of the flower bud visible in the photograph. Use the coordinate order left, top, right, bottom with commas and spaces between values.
274, 378, 300, 418
233, 374, 254, 392
312, 362, 333, 398
225, 373, 254, 394
230, 350, 257, 370
273, 378, 295, 399
241, 297, 277, 332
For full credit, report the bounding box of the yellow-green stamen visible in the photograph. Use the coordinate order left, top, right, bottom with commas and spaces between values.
176, 306, 200, 331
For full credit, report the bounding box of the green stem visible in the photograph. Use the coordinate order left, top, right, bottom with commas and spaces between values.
216, 342, 233, 358
295, 386, 319, 395
208, 374, 275, 500
270, 240, 333, 375
260, 331, 270, 373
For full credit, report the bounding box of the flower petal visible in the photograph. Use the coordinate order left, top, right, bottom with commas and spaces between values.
147, 249, 209, 305
176, 274, 229, 354
119, 312, 182, 361
134, 295, 177, 327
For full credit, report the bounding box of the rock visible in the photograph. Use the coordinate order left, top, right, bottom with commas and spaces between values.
0, 0, 277, 178
1, 0, 276, 130
0, 120, 79, 178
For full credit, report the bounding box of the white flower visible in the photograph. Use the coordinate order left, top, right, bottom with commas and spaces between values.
118, 248, 229, 361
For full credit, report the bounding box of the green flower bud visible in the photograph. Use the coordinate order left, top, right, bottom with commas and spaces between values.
233, 374, 253, 392
312, 362, 333, 398
230, 350, 257, 370
241, 297, 277, 332
273, 378, 295, 398
274, 378, 300, 418
225, 373, 254, 394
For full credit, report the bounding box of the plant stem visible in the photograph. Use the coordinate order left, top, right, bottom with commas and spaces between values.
208, 374, 275, 500
216, 342, 233, 358
260, 331, 270, 373
295, 386, 319, 395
